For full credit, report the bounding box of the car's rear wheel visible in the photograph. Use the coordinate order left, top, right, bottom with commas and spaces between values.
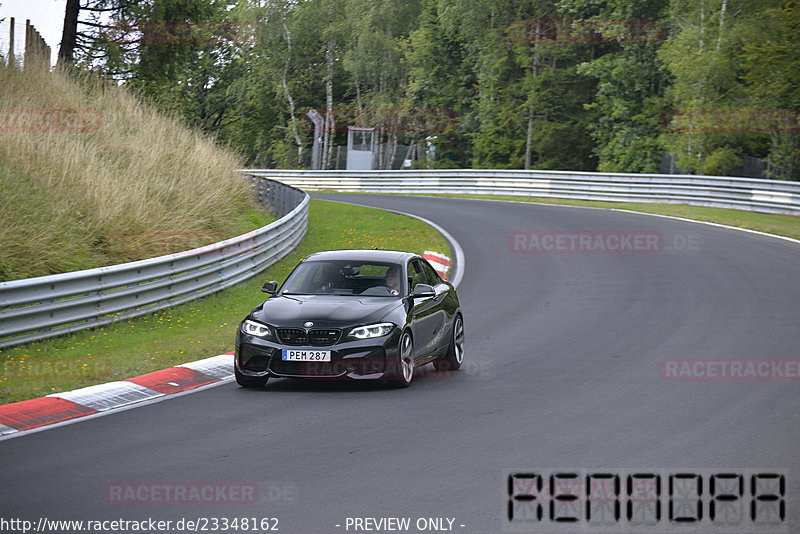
388, 331, 414, 388
235, 366, 269, 388
434, 314, 464, 372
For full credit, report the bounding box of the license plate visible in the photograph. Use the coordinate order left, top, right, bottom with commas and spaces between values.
281, 349, 331, 362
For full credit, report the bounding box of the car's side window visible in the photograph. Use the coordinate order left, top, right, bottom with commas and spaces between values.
407, 260, 426, 293
419, 259, 441, 285
408, 260, 432, 290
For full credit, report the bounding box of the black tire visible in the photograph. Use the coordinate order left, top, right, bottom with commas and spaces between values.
434, 314, 464, 372
235, 365, 269, 388
387, 331, 414, 388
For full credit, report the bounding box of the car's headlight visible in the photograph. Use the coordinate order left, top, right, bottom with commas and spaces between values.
241, 319, 275, 339
349, 323, 395, 339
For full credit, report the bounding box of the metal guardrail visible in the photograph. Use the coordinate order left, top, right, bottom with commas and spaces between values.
243, 169, 800, 216
0, 178, 308, 349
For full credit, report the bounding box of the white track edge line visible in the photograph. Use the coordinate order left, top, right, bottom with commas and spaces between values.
356, 193, 800, 247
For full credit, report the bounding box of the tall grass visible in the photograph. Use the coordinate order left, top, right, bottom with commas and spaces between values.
0, 63, 259, 281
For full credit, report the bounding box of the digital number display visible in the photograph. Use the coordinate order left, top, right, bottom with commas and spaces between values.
504, 469, 787, 533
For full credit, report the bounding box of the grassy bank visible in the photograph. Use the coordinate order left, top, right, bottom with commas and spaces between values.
0, 64, 268, 281
0, 199, 451, 404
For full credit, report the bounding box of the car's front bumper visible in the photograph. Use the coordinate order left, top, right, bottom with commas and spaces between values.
235, 328, 401, 380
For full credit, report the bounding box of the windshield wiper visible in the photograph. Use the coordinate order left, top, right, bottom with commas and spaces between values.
278, 292, 306, 302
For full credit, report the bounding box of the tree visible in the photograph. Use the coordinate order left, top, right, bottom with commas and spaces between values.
58, 0, 81, 67
343, 0, 422, 168
430, 0, 596, 169
246, 0, 321, 167
564, 0, 670, 173
739, 0, 800, 179
54, 0, 795, 179
658, 0, 767, 175
406, 0, 475, 167
58, 0, 138, 70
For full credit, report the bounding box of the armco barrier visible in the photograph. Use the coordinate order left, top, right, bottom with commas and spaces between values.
0, 178, 308, 349
241, 169, 800, 216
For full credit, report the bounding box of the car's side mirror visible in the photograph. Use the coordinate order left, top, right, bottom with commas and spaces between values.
411, 283, 435, 299
261, 281, 278, 295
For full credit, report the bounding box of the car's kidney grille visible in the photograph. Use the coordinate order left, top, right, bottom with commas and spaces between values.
277, 328, 341, 346
308, 329, 341, 346
277, 328, 306, 345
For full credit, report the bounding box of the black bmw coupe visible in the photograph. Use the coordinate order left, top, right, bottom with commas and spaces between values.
234, 249, 464, 388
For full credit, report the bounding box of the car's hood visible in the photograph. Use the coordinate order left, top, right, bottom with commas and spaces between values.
252, 295, 402, 327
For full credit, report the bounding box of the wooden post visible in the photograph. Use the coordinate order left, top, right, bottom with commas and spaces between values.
19, 20, 50, 70
24, 19, 31, 70
36, 29, 46, 68
8, 17, 15, 67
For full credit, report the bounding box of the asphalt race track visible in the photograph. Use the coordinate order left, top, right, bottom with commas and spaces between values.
1, 194, 798, 534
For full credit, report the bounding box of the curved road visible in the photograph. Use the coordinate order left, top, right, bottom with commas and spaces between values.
1, 194, 798, 533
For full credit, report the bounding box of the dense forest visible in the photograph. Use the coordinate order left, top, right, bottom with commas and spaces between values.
61, 0, 799, 178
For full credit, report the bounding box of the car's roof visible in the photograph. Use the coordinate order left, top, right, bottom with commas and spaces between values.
302, 249, 418, 264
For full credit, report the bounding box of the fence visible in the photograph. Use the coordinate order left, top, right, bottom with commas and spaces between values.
1, 18, 51, 69
242, 169, 800, 216
660, 153, 767, 179
0, 178, 308, 349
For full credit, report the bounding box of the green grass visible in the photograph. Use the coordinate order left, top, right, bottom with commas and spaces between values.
0, 199, 450, 404
323, 191, 800, 241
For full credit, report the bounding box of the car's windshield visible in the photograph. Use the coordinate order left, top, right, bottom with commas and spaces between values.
280, 260, 403, 297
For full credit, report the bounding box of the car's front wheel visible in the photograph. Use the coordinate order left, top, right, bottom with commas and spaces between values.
434, 314, 464, 372
235, 366, 269, 388
388, 331, 414, 388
